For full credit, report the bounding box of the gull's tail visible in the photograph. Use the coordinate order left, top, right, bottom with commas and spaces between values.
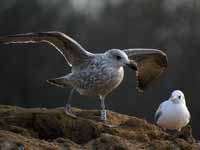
46, 76, 68, 88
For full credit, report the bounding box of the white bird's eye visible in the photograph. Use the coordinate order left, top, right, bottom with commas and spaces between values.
178, 95, 181, 99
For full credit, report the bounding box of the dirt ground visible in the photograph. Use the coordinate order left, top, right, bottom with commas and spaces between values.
0, 105, 199, 150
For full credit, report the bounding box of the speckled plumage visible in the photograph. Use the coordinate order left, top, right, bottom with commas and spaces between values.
68, 56, 124, 97
0, 31, 168, 124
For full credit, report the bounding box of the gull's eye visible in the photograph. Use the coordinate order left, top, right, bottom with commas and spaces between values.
116, 55, 122, 60
178, 95, 181, 99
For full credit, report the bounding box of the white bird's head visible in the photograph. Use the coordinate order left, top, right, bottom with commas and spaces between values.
106, 49, 137, 70
170, 90, 186, 104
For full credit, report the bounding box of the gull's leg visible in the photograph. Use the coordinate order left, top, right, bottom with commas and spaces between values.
100, 95, 117, 128
100, 95, 107, 123
64, 88, 77, 118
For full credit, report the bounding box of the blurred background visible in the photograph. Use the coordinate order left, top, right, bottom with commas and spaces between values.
0, 0, 199, 138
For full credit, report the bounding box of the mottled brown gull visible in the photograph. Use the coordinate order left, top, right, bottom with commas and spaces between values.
0, 31, 168, 126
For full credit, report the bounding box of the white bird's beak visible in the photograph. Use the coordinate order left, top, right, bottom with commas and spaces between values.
170, 95, 176, 101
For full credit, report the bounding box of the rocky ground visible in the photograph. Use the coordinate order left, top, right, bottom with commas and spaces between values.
0, 105, 199, 150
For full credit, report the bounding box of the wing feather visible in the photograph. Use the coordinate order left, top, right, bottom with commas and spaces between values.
0, 31, 93, 66
124, 49, 168, 92
155, 106, 162, 123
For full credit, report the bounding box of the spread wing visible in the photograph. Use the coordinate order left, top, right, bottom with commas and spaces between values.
0, 31, 93, 66
124, 49, 168, 92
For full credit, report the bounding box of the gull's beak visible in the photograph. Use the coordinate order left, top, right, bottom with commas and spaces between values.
126, 60, 138, 71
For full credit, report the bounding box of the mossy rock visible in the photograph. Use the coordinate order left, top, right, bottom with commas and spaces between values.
0, 105, 199, 150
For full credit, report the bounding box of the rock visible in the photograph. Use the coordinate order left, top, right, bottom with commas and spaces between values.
0, 105, 199, 150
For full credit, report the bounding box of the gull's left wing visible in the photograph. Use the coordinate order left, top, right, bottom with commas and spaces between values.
123, 49, 168, 92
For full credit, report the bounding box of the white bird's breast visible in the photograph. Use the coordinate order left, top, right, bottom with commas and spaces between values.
157, 102, 190, 130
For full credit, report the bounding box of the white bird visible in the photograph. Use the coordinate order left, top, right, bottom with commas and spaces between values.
155, 90, 190, 131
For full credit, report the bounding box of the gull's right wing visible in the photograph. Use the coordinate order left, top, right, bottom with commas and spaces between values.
0, 31, 93, 66
154, 103, 163, 123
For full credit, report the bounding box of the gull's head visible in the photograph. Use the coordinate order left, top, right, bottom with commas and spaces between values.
106, 49, 137, 70
169, 90, 186, 104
